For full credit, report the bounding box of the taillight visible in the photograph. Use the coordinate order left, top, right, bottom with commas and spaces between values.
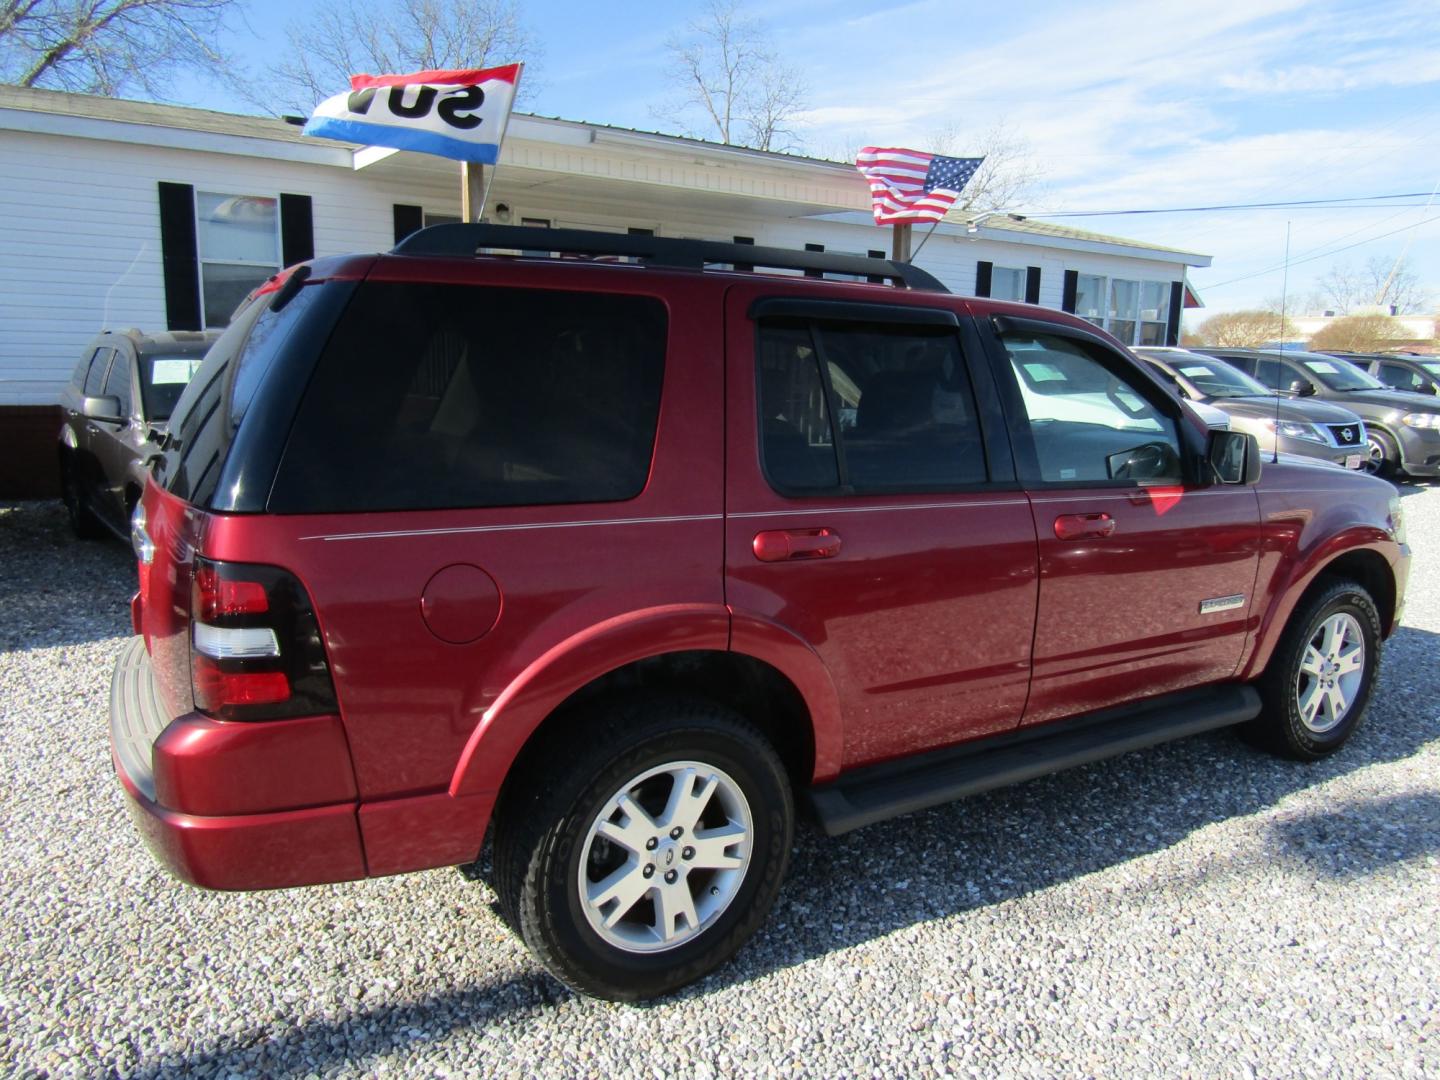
189, 557, 338, 721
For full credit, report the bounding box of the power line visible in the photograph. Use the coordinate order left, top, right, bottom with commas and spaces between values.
1033, 192, 1435, 217
1200, 215, 1440, 290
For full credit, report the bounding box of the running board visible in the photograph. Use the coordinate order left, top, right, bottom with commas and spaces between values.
805, 684, 1262, 835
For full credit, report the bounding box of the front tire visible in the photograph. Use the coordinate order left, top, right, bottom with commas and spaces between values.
1253, 580, 1381, 760
492, 696, 794, 1001
1364, 429, 1399, 478
60, 456, 105, 540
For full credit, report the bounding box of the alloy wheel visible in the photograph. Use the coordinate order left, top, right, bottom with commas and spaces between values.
1295, 612, 1365, 734
577, 760, 752, 954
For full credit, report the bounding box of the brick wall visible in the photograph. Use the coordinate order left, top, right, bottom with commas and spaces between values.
1, 406, 62, 497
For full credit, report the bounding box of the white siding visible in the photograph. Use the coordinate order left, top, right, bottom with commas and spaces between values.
0, 129, 455, 405
1, 121, 1195, 406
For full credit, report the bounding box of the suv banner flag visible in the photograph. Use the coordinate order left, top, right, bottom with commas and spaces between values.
303, 64, 522, 164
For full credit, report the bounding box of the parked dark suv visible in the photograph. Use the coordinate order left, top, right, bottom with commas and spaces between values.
1195, 347, 1440, 478
1333, 353, 1440, 399
112, 226, 1409, 1000
58, 328, 217, 540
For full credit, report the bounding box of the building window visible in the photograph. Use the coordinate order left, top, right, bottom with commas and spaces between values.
1073, 274, 1170, 345
991, 266, 1027, 303
196, 192, 279, 328
425, 212, 462, 228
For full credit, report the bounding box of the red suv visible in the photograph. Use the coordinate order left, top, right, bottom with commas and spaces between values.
112, 226, 1409, 1000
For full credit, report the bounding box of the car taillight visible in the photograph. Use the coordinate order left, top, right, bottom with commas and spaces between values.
189, 557, 338, 721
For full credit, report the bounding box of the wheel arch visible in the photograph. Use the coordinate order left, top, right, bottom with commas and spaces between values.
1245, 543, 1397, 679
449, 607, 842, 806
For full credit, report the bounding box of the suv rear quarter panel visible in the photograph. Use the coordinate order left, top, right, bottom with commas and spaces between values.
203, 261, 730, 808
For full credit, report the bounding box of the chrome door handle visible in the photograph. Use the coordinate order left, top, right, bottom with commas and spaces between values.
1053, 513, 1116, 540
752, 528, 842, 562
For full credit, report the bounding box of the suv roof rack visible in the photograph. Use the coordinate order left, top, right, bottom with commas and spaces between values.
392, 223, 949, 293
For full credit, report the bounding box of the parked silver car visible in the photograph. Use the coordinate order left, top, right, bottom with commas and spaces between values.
1135, 347, 1365, 469
58, 328, 218, 539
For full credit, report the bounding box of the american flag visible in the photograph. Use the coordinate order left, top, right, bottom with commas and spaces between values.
856, 147, 984, 224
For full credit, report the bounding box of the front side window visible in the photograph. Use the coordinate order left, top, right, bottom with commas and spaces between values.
1003, 331, 1181, 484
269, 284, 667, 513
757, 320, 986, 493
1377, 362, 1425, 394
103, 349, 133, 416
196, 192, 279, 328
83, 349, 112, 396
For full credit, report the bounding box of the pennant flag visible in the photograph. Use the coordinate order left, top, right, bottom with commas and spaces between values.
856, 147, 984, 224
304, 63, 522, 163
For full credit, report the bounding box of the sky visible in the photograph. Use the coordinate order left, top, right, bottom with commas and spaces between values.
173, 0, 1439, 325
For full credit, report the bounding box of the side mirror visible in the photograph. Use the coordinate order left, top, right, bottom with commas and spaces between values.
1287, 379, 1315, 397
1206, 430, 1261, 486
81, 395, 124, 424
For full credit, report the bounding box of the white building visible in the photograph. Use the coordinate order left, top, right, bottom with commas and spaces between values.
0, 84, 1210, 496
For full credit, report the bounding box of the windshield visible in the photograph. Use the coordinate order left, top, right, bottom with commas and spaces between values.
1164, 355, 1270, 398
1297, 355, 1385, 391
1419, 360, 1440, 379
138, 354, 207, 421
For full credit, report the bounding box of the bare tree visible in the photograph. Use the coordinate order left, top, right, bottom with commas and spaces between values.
656, 0, 807, 152
1364, 255, 1429, 315
273, 0, 539, 113
1309, 314, 1408, 353
1196, 310, 1298, 348
1310, 255, 1431, 315
930, 121, 1045, 213
0, 0, 240, 97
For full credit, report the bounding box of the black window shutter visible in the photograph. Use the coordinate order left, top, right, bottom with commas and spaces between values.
1061, 270, 1079, 312
804, 242, 824, 279
1025, 266, 1042, 305
393, 204, 424, 245
157, 182, 201, 332
279, 193, 314, 266
1167, 281, 1184, 346
974, 261, 993, 298
733, 235, 754, 273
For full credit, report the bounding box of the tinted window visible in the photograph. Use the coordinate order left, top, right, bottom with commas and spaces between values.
1377, 363, 1425, 393
160, 288, 310, 506
72, 348, 100, 388
1003, 332, 1180, 484
103, 349, 133, 416
269, 283, 667, 513
83, 349, 112, 395
758, 320, 985, 493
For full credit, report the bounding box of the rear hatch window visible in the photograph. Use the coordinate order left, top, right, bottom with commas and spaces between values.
267, 282, 667, 513
156, 278, 354, 509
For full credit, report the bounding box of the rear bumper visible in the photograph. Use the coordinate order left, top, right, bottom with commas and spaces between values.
110, 636, 368, 890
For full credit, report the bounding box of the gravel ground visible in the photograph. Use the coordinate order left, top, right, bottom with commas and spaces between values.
1, 488, 1437, 1079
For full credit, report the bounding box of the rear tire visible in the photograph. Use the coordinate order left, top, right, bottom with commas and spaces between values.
60, 457, 105, 540
1252, 580, 1381, 761
492, 696, 793, 1001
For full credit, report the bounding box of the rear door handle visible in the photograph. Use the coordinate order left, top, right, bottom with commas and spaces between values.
1053, 513, 1116, 540
753, 528, 842, 562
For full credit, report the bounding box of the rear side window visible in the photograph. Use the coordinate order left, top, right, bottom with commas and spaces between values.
757, 319, 986, 493
268, 283, 667, 513
160, 285, 322, 506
